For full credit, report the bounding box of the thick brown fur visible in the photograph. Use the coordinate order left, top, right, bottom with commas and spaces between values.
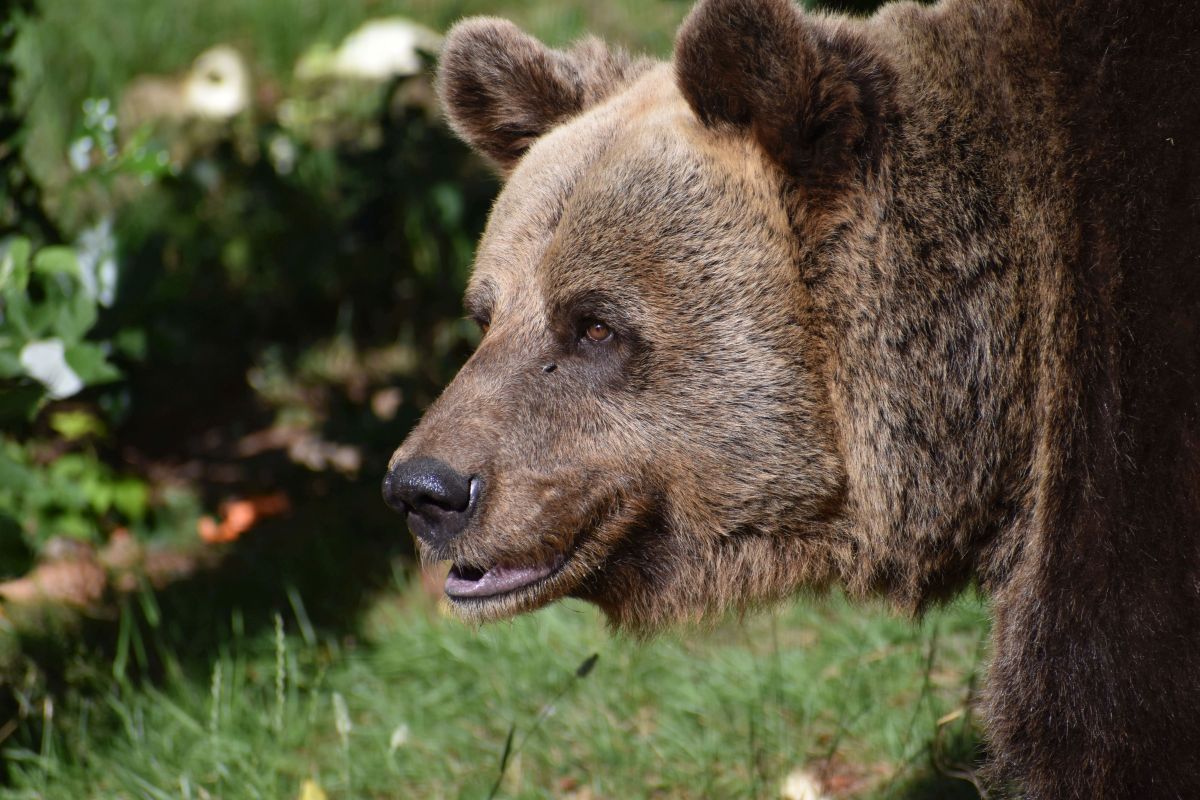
390, 1, 1200, 796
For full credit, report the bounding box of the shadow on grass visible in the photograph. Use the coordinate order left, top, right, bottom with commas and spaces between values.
888, 722, 989, 800
1, 465, 416, 744
893, 769, 985, 800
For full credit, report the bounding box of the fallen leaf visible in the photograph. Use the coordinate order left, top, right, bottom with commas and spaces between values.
0, 560, 106, 607
297, 779, 327, 800
198, 493, 291, 543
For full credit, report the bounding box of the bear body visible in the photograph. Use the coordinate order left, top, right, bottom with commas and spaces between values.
384, 0, 1200, 796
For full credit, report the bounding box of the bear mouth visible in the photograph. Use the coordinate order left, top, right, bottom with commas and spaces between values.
444, 554, 567, 601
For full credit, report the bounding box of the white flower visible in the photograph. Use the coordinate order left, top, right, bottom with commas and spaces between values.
76, 218, 118, 307
331, 19, 442, 80
20, 339, 84, 399
268, 133, 297, 175
68, 136, 95, 172
182, 46, 250, 120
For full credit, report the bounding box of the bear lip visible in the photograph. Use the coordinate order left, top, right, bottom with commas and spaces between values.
445, 554, 567, 599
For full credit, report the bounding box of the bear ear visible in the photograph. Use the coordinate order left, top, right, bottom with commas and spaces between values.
438, 18, 648, 173
675, 0, 883, 185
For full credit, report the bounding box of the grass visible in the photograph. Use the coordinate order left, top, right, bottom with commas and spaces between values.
13, 0, 694, 202
13, 0, 881, 205
1, 575, 989, 799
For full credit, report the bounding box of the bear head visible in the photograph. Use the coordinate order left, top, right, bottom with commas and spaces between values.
386, 0, 896, 630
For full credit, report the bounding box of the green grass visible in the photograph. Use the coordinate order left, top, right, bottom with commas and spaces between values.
14, 0, 878, 206
1, 579, 989, 799
13, 0, 693, 202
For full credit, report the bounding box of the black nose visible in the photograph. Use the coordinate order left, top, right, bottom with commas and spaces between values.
383, 457, 479, 547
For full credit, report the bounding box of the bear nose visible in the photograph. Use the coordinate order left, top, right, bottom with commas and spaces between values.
383, 457, 479, 547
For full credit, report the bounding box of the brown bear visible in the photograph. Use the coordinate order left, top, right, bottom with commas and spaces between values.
382, 0, 1200, 796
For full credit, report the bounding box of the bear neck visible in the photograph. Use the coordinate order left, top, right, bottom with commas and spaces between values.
806, 1, 1070, 608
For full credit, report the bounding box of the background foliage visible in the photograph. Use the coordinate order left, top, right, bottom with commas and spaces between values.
1, 0, 891, 574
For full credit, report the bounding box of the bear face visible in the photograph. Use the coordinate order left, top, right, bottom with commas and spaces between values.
388, 54, 846, 627
386, 0, 1032, 629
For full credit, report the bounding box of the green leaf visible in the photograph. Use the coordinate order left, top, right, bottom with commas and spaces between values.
0, 238, 32, 293
47, 452, 91, 479
32, 246, 82, 278
53, 290, 99, 343
64, 343, 121, 385
22, 301, 61, 340
0, 443, 34, 493
0, 348, 22, 378
50, 409, 107, 440
47, 456, 94, 511
111, 478, 148, 521
54, 512, 96, 541
2, 292, 34, 339
85, 479, 114, 515
114, 328, 148, 360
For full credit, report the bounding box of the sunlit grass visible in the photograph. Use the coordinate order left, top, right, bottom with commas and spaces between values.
2, 577, 988, 799
14, 0, 869, 203
13, 0, 693, 196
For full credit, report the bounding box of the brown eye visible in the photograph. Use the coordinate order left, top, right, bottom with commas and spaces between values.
475, 318, 490, 335
584, 320, 612, 342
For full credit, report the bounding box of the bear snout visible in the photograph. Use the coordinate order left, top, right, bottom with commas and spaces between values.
383, 457, 482, 550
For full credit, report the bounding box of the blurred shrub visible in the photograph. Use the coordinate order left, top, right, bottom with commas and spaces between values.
2, 0, 895, 583
101, 68, 496, 492
0, 236, 139, 576
1, 7, 497, 579
0, 238, 120, 407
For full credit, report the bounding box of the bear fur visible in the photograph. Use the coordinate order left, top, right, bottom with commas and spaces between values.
386, 0, 1200, 796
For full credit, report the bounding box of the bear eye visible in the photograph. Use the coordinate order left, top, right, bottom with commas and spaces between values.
583, 319, 613, 343
473, 316, 491, 335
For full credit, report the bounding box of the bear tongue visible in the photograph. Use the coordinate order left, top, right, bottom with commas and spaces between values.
445, 558, 561, 598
